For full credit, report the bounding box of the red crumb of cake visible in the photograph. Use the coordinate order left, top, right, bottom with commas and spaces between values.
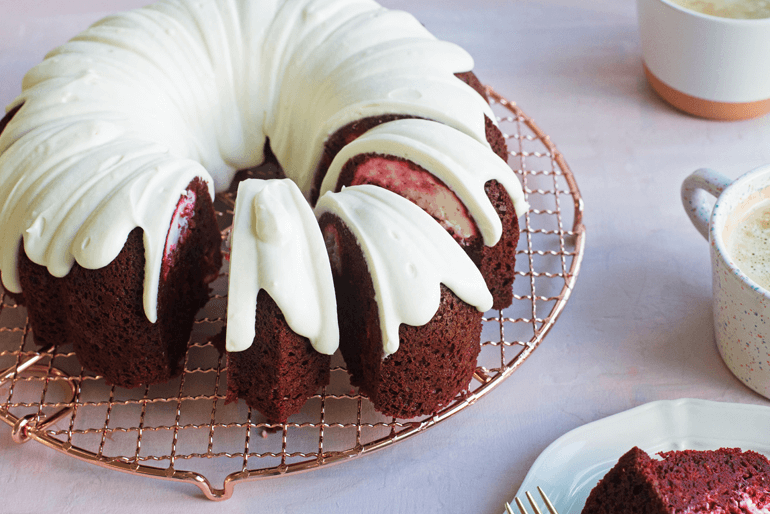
335, 152, 520, 310
225, 289, 330, 423
346, 155, 479, 244
581, 446, 770, 514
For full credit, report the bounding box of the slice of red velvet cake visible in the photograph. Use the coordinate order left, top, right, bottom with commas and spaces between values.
310, 71, 523, 311
225, 289, 331, 423
225, 179, 338, 423
17, 177, 221, 388
582, 447, 770, 514
315, 185, 493, 419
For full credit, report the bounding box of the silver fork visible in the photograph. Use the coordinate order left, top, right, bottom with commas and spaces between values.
505, 486, 559, 514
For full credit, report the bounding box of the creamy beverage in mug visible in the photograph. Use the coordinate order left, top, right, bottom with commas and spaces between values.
727, 200, 770, 290
668, 0, 770, 18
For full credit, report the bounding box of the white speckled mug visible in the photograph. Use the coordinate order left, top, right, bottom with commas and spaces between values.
682, 165, 770, 399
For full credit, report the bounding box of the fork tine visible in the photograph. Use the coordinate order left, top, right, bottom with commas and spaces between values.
526, 491, 544, 514
537, 487, 559, 514
508, 489, 559, 514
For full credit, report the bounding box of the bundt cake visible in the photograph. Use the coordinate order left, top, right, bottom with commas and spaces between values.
0, 0, 528, 419
582, 447, 770, 514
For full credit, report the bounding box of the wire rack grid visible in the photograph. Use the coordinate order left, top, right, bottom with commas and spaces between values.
0, 88, 585, 501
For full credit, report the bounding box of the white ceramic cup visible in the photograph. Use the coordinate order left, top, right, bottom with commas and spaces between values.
682, 165, 770, 399
637, 0, 770, 120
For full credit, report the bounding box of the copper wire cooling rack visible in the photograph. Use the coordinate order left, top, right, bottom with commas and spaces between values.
0, 89, 586, 501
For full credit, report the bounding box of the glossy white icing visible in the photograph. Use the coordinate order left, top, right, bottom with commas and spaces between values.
315, 184, 493, 355
226, 179, 338, 355
319, 119, 529, 247
0, 0, 494, 325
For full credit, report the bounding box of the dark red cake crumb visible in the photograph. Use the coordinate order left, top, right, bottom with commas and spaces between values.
480, 179, 519, 310
319, 212, 482, 419
310, 113, 419, 204
225, 289, 330, 423
582, 447, 770, 514
484, 114, 509, 163
455, 71, 488, 101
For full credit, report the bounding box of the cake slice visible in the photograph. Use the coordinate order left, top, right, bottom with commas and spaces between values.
315, 184, 493, 418
16, 176, 221, 388
582, 446, 770, 514
225, 179, 338, 422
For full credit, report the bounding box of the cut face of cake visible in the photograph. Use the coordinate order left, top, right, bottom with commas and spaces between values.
581, 447, 770, 514
14, 177, 221, 388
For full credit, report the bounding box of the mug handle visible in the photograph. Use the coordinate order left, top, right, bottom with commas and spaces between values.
681, 168, 733, 240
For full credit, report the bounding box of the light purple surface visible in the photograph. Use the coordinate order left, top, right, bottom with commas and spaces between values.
1, 1, 770, 512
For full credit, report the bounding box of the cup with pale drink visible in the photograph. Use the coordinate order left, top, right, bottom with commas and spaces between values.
683, 165, 770, 399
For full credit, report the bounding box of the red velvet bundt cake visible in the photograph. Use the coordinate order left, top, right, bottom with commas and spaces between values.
582, 446, 770, 514
0, 0, 528, 419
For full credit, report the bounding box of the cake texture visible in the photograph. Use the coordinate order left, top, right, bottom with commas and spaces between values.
0, 0, 528, 419
582, 447, 770, 514
12, 176, 221, 388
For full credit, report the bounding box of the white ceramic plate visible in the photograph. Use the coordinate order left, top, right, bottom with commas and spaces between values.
512, 398, 770, 514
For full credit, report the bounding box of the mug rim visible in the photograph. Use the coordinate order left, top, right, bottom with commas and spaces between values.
710, 163, 770, 299
654, 0, 770, 24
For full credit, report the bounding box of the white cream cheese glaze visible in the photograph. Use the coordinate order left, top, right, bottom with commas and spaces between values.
314, 184, 493, 355
226, 179, 338, 355
319, 119, 529, 247
0, 0, 496, 324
